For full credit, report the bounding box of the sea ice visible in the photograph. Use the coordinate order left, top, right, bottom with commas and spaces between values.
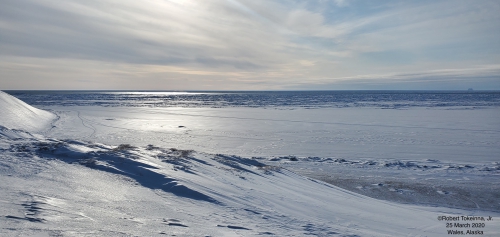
1, 91, 499, 236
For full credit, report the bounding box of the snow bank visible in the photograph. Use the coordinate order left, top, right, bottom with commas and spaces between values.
0, 91, 55, 132
3, 139, 499, 236
1, 93, 498, 236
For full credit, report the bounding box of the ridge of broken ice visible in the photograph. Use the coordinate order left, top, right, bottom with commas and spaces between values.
1, 91, 499, 236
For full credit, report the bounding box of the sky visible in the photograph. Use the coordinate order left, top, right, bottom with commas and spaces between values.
0, 0, 499, 90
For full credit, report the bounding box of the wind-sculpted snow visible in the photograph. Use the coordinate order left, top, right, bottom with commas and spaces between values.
0, 125, 41, 140
8, 139, 217, 203
0, 91, 56, 132
1, 126, 500, 236
1, 92, 499, 236
6, 138, 289, 205
8, 90, 500, 109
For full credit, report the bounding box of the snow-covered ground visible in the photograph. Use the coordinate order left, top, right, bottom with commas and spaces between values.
38, 105, 500, 163
1, 91, 499, 236
0, 91, 56, 132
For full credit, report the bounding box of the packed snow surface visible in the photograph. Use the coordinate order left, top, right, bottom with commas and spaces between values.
1, 91, 499, 236
0, 91, 55, 132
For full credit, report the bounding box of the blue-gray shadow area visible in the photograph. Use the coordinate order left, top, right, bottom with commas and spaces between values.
212, 154, 267, 176
32, 142, 218, 203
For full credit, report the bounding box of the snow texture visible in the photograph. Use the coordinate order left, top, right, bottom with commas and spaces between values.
1, 91, 499, 236
0, 91, 56, 133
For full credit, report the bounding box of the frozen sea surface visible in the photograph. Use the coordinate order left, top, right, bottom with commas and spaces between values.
31, 101, 499, 212
6, 91, 500, 163
1, 91, 500, 236
8, 90, 500, 108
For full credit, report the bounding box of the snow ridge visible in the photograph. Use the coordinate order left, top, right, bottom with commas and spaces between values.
0, 91, 55, 132
2, 135, 498, 236
1, 91, 499, 236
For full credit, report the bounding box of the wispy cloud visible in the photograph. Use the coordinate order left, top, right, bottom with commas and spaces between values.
0, 0, 498, 90
284, 65, 500, 90
332, 0, 350, 7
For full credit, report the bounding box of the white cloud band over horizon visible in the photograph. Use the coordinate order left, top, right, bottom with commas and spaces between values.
1, 0, 499, 90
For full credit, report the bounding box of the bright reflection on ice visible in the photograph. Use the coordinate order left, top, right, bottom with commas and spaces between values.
104, 91, 218, 95
42, 105, 500, 164
2, 90, 500, 236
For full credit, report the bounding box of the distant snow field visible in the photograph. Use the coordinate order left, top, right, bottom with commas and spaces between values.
1, 91, 499, 236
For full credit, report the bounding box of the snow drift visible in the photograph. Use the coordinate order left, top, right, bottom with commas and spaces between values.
1, 91, 499, 236
0, 91, 55, 132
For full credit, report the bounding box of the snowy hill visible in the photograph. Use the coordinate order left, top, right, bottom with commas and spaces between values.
2, 135, 499, 236
0, 92, 499, 236
0, 91, 55, 132
0, 139, 471, 236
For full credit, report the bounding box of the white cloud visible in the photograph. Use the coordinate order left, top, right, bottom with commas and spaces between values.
333, 0, 349, 7
0, 0, 498, 90
286, 9, 324, 34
